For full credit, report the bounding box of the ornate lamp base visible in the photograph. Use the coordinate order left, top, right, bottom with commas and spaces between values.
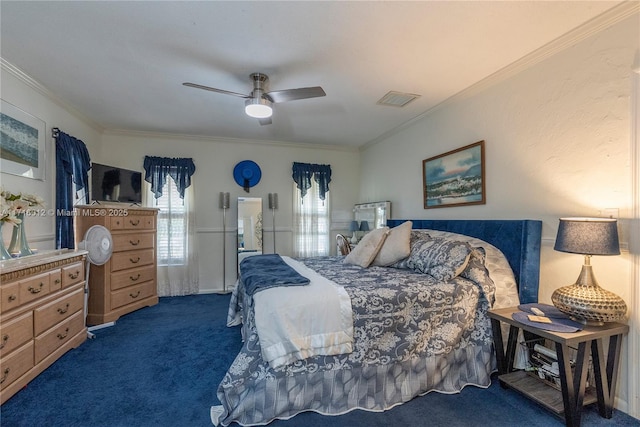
551, 258, 627, 326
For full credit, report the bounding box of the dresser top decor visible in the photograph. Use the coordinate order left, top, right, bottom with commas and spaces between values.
1, 187, 45, 225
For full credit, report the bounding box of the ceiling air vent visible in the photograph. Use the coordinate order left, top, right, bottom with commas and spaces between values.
376, 91, 421, 107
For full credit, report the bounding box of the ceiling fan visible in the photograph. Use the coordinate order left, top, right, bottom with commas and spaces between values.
183, 73, 326, 125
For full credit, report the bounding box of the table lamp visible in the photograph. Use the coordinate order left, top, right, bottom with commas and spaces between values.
349, 220, 360, 244
359, 221, 370, 235
551, 217, 627, 325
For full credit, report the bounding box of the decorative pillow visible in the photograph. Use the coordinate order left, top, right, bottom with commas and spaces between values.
343, 227, 390, 268
390, 231, 431, 269
459, 247, 496, 306
371, 220, 412, 266
421, 229, 519, 309
405, 236, 472, 281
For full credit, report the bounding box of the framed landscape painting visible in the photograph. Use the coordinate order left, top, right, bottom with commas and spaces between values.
422, 140, 485, 209
0, 99, 46, 180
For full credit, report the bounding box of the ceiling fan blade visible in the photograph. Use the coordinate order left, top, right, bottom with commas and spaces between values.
182, 82, 250, 99
265, 86, 326, 103
258, 117, 272, 126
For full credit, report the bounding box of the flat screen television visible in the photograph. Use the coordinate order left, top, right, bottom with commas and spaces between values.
91, 162, 142, 204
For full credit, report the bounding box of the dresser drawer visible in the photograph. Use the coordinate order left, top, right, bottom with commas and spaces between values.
111, 265, 155, 291
110, 281, 155, 310
110, 216, 125, 229
111, 215, 154, 230
123, 215, 155, 230
34, 287, 84, 336
1, 282, 21, 313
34, 311, 84, 364
110, 249, 154, 272
0, 341, 34, 391
49, 269, 62, 291
0, 312, 33, 358
112, 233, 155, 252
19, 272, 50, 306
62, 262, 84, 288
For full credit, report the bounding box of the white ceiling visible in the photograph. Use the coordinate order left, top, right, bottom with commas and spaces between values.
0, 1, 626, 148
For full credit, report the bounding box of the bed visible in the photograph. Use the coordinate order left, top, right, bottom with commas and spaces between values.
211, 219, 542, 426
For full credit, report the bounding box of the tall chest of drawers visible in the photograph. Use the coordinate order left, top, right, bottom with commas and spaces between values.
75, 205, 158, 325
0, 250, 87, 404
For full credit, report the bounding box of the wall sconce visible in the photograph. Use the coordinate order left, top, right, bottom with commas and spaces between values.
218, 192, 231, 294
551, 217, 627, 325
268, 193, 278, 253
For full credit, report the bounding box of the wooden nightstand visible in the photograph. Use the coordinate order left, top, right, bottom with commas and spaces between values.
488, 306, 629, 427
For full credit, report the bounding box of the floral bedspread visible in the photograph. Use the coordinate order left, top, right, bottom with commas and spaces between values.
213, 256, 496, 426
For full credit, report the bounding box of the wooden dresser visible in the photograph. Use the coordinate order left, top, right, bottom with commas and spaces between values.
0, 250, 87, 404
75, 205, 158, 326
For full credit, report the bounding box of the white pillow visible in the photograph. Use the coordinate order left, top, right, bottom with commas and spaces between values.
344, 227, 390, 268
372, 220, 412, 266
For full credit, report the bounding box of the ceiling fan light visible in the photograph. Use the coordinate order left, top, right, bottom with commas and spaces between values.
245, 98, 273, 118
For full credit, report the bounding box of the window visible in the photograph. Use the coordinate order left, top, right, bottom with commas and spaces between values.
155, 178, 187, 266
293, 181, 330, 257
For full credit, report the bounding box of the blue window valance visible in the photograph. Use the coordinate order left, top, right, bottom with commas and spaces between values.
54, 129, 91, 249
292, 162, 332, 201
143, 156, 196, 200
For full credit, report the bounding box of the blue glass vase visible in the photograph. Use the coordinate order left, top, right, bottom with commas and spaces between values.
0, 222, 12, 260
8, 213, 33, 257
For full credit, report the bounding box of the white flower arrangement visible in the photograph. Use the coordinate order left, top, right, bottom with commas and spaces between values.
0, 187, 45, 226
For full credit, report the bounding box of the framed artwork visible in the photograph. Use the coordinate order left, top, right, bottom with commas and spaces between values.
422, 140, 485, 209
0, 99, 46, 180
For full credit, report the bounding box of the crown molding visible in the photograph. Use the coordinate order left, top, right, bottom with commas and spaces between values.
1, 58, 104, 133
364, 1, 640, 149
102, 128, 359, 153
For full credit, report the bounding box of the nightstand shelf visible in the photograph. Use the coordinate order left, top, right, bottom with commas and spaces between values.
499, 370, 598, 415
488, 306, 628, 427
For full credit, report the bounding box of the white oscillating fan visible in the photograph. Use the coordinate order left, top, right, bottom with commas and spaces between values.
78, 225, 113, 338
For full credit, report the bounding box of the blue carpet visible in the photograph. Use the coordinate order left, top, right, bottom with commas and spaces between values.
1, 294, 638, 427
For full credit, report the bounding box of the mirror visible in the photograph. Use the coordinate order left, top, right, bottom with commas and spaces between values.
237, 197, 263, 265
354, 201, 391, 230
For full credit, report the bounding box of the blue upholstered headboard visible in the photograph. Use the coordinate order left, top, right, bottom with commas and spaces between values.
386, 219, 542, 304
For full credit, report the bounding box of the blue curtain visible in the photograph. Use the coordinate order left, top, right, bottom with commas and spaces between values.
292, 162, 332, 201
55, 129, 91, 249
143, 156, 196, 200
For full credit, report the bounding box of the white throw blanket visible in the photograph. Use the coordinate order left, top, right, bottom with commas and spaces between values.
253, 256, 354, 369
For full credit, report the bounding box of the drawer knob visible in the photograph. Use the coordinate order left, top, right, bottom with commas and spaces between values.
130, 257, 141, 264
0, 334, 8, 350
57, 328, 69, 340
130, 274, 141, 282
68, 271, 80, 280
130, 291, 141, 299
129, 239, 140, 246
28, 283, 44, 294
0, 368, 9, 385
57, 303, 70, 315
8, 294, 17, 302
55, 278, 62, 284
129, 219, 140, 226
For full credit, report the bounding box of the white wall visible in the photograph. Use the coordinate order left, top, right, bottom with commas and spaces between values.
0, 64, 102, 250
360, 14, 639, 417
97, 131, 360, 292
